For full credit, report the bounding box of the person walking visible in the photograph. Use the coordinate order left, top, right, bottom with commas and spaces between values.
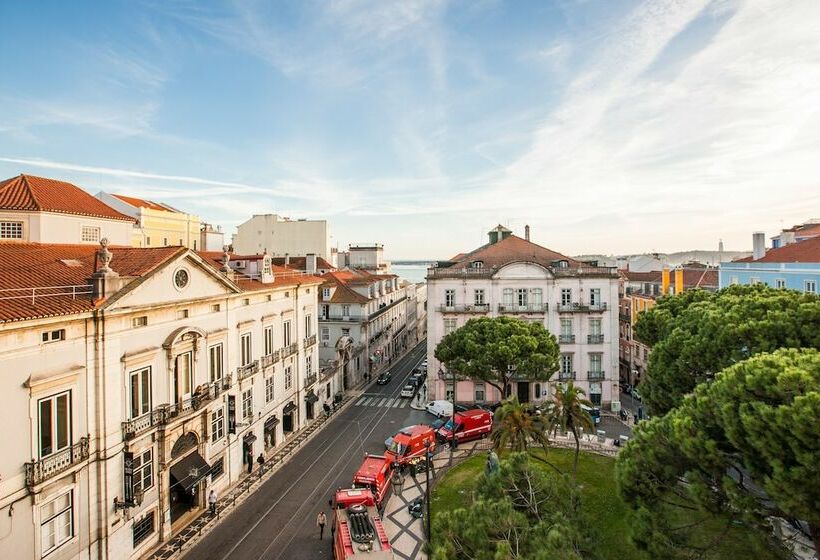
208, 489, 218, 516
257, 453, 265, 474
316, 511, 327, 540
323, 402, 331, 417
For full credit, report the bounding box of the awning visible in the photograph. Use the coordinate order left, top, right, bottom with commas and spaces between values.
169, 451, 211, 492
265, 415, 280, 430
283, 401, 297, 414
304, 391, 319, 404
243, 432, 257, 444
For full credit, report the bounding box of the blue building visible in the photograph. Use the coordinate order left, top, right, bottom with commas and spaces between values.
719, 235, 820, 292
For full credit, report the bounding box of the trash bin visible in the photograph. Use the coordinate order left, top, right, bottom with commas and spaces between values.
596, 429, 606, 443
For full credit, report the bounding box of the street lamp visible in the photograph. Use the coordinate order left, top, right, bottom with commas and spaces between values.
424, 438, 433, 543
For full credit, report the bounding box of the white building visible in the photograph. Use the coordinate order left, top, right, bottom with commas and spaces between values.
426, 226, 620, 409
0, 174, 134, 245
200, 223, 225, 252
0, 241, 324, 560
336, 244, 391, 274
232, 214, 330, 261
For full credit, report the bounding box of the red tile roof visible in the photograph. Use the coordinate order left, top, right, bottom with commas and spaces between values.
447, 235, 580, 270
737, 235, 820, 263
196, 252, 324, 290
270, 256, 335, 271
0, 175, 134, 222
112, 194, 177, 213
622, 268, 719, 289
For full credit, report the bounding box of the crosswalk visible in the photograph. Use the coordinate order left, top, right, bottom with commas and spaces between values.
354, 394, 412, 408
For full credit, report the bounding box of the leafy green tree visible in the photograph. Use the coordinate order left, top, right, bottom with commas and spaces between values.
434, 316, 559, 397
544, 382, 594, 480
633, 284, 820, 415
491, 397, 562, 474
616, 348, 819, 557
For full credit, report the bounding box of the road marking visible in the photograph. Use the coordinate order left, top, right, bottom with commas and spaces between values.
355, 397, 366, 406
377, 397, 387, 407
399, 399, 409, 408
391, 398, 401, 408
361, 397, 373, 406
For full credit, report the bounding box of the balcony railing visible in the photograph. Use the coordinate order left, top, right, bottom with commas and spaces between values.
303, 334, 317, 348
556, 302, 608, 313
122, 409, 165, 440
261, 351, 280, 369
305, 373, 317, 387
237, 360, 260, 381
619, 312, 632, 322
436, 304, 491, 313
25, 436, 89, 488
558, 334, 576, 344
588, 370, 605, 381
123, 380, 225, 440
558, 371, 576, 381
497, 303, 548, 313
587, 334, 605, 344
282, 342, 298, 358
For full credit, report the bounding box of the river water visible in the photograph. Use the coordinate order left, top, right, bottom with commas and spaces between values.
391, 264, 431, 284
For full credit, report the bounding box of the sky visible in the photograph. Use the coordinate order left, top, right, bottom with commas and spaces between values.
1, 0, 819, 259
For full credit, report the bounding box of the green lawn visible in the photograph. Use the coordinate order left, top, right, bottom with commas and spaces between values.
431, 448, 784, 560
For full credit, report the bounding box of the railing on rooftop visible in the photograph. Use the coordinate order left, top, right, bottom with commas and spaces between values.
0, 284, 93, 305
25, 436, 90, 489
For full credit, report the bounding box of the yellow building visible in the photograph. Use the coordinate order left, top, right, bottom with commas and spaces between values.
96, 192, 201, 249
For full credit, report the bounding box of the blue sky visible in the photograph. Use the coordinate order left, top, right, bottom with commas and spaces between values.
1, 0, 818, 259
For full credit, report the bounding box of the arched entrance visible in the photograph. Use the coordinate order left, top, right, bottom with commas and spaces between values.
335, 336, 354, 390
168, 432, 211, 525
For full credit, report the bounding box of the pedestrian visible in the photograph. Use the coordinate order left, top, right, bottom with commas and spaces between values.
208, 489, 218, 516
246, 450, 253, 474
317, 511, 327, 540
409, 460, 417, 480
323, 402, 330, 417
257, 453, 265, 474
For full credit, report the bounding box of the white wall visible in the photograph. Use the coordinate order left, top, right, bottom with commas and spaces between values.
233, 215, 329, 260
0, 210, 132, 245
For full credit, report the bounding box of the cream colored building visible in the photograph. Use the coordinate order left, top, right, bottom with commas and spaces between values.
0, 241, 324, 560
232, 214, 329, 261
426, 226, 620, 409
0, 175, 134, 245
96, 192, 201, 249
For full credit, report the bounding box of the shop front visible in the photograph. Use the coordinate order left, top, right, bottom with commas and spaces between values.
264, 415, 279, 450
304, 390, 318, 420
168, 443, 211, 525
282, 401, 296, 435
242, 432, 257, 474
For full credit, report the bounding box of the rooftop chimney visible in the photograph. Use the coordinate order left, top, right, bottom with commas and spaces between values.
260, 251, 274, 284
524, 225, 530, 241
284, 253, 290, 266
306, 253, 317, 274
752, 232, 765, 260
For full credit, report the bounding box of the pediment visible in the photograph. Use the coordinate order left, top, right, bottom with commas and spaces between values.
494, 262, 552, 279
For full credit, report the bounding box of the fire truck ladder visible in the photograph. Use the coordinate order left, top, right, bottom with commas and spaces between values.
348, 505, 376, 544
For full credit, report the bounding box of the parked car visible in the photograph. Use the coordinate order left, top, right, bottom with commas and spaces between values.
400, 384, 416, 398
425, 400, 453, 418
409, 373, 425, 388
436, 409, 493, 443
581, 404, 601, 425
421, 359, 428, 368
376, 371, 392, 385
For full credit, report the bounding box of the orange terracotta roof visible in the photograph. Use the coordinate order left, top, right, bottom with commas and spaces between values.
270, 256, 335, 270
736, 235, 820, 263
0, 243, 182, 323
447, 235, 580, 270
196, 252, 324, 289
0, 175, 134, 222
623, 268, 718, 288
112, 194, 177, 213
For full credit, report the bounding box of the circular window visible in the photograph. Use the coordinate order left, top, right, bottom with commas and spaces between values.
174, 268, 190, 290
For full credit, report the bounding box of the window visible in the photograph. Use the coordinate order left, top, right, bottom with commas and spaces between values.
39, 392, 71, 458
211, 303, 221, 312
561, 288, 572, 306
132, 511, 154, 548
132, 448, 154, 494
560, 354, 573, 374
176, 309, 189, 320
320, 327, 329, 342
321, 304, 329, 319
589, 318, 602, 336
322, 288, 331, 299
305, 314, 312, 337
444, 289, 455, 307
750, 277, 761, 285
209, 344, 223, 382
0, 220, 23, 239
341, 328, 350, 336
211, 407, 224, 441
40, 490, 73, 555
193, 240, 197, 250
474, 383, 485, 403
283, 321, 292, 346
172, 352, 192, 403
129, 367, 151, 418
163, 238, 168, 246
444, 318, 457, 335
243, 298, 250, 306
240, 333, 252, 366
284, 366, 293, 391
530, 288, 542, 305
590, 288, 600, 306
242, 389, 253, 420
41, 329, 66, 343
775, 279, 786, 289
534, 383, 541, 399
178, 238, 183, 246
81, 226, 100, 242
560, 318, 573, 336
267, 294, 272, 302
730, 276, 739, 285
589, 353, 602, 372
132, 316, 148, 328
503, 288, 513, 305
342, 305, 350, 317
474, 289, 485, 306
264, 326, 274, 356
516, 288, 528, 307
471, 261, 483, 268
805, 280, 817, 294
265, 377, 274, 403
146, 236, 151, 246
306, 355, 313, 377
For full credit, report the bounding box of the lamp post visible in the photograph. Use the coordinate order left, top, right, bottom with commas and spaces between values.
424, 438, 432, 544
449, 366, 457, 466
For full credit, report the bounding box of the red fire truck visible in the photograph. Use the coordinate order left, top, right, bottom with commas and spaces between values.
333, 488, 393, 559
385, 425, 436, 467
352, 454, 394, 509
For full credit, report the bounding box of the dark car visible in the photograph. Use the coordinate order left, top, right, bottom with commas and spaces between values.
376, 371, 392, 385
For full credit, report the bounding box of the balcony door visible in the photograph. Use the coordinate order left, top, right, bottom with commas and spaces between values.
172, 352, 193, 403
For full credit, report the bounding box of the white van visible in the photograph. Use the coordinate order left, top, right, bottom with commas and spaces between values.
425, 400, 453, 418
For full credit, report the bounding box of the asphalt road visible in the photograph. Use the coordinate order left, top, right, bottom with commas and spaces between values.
184, 340, 431, 560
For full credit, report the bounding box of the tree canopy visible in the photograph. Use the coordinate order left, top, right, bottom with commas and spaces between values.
633, 284, 820, 414
615, 348, 820, 557
434, 316, 560, 396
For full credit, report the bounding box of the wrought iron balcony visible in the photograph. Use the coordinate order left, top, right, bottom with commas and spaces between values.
557, 302, 608, 313
436, 304, 491, 313
303, 334, 317, 348
237, 359, 260, 381
619, 312, 632, 322
497, 303, 548, 314
305, 373, 317, 387
587, 370, 605, 381
122, 409, 165, 440
558, 371, 576, 381
282, 342, 298, 358
587, 334, 605, 344
123, 380, 225, 440
25, 436, 89, 489
261, 351, 280, 369
558, 334, 576, 344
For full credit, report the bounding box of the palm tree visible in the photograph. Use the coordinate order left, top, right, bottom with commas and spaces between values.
491, 397, 562, 474
545, 382, 595, 480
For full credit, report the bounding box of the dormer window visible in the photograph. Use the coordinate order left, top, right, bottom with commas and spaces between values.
322, 288, 331, 299
559, 260, 569, 268
471, 261, 483, 269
